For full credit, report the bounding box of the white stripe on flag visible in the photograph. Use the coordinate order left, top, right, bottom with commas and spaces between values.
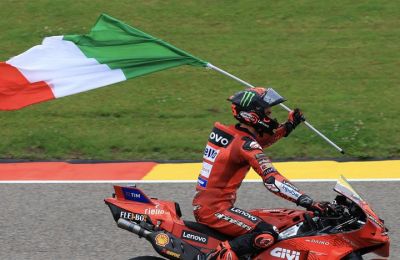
7, 36, 126, 98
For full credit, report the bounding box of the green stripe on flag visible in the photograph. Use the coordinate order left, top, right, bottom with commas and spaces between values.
63, 14, 207, 79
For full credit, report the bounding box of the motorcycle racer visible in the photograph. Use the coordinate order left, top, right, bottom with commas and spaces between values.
193, 87, 328, 260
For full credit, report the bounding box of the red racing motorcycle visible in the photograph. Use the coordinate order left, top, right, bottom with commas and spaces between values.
104, 176, 389, 259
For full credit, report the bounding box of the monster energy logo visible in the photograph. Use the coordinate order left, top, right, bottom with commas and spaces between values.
240, 91, 255, 107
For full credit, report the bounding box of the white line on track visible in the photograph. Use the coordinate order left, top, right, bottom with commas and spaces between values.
0, 178, 399, 184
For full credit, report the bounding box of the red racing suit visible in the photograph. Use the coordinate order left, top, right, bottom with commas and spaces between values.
193, 122, 306, 237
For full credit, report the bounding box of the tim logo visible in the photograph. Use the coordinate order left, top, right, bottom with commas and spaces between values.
121, 187, 151, 203
270, 247, 300, 260
203, 145, 219, 162
208, 128, 233, 148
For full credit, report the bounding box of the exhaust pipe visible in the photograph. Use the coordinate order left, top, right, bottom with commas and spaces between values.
118, 218, 204, 259
117, 218, 152, 239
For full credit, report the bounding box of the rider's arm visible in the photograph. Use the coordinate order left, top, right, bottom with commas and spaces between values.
240, 138, 306, 204
257, 125, 287, 148
258, 109, 305, 148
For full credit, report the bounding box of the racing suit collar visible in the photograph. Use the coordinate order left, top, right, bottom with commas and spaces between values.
235, 124, 257, 139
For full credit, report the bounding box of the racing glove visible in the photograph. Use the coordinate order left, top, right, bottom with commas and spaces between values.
296, 194, 332, 215
284, 108, 305, 137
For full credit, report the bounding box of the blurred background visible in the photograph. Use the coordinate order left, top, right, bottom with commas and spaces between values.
0, 0, 398, 161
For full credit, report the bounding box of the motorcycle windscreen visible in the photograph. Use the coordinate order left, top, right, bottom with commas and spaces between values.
263, 88, 286, 107
334, 175, 384, 227
334, 175, 364, 206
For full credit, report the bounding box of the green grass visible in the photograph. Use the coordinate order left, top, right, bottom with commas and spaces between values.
0, 0, 399, 160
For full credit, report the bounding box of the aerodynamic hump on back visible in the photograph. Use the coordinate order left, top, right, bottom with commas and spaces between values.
113, 185, 155, 205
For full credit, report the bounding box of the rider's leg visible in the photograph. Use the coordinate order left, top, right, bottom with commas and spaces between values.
206, 222, 278, 259
198, 206, 279, 258
228, 221, 279, 255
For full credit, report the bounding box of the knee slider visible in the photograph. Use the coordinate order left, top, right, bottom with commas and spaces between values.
253, 233, 275, 249
253, 221, 279, 239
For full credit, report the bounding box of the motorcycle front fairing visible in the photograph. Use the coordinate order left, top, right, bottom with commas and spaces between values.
333, 176, 389, 257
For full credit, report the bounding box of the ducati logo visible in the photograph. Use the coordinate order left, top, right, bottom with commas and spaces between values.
270, 247, 300, 260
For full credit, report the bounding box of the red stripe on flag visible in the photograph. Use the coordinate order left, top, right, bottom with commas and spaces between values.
0, 62, 55, 110
0, 162, 157, 181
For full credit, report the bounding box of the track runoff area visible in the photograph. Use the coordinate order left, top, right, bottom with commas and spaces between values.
0, 159, 399, 183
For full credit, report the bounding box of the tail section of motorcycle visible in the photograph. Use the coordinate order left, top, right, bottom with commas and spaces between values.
105, 185, 221, 259
105, 185, 389, 259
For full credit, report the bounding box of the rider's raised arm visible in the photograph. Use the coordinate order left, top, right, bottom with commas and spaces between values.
256, 124, 287, 148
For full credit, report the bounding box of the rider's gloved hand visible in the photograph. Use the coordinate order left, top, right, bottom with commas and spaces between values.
296, 194, 332, 215
284, 108, 305, 137
296, 194, 314, 209
309, 201, 335, 216
288, 108, 306, 128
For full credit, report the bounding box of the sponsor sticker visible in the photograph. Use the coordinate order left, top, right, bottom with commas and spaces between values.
240, 91, 255, 107
242, 137, 263, 151
181, 230, 209, 244
145, 205, 165, 215
197, 176, 208, 188
208, 128, 233, 148
121, 187, 151, 203
282, 180, 300, 192
203, 145, 220, 162
270, 247, 301, 260
257, 158, 270, 165
254, 235, 274, 248
255, 153, 267, 159
155, 233, 170, 247
120, 211, 147, 222
260, 161, 275, 173
278, 181, 302, 200
215, 212, 252, 231
228, 207, 259, 223
305, 239, 330, 246
239, 111, 259, 124
200, 161, 213, 178
263, 167, 277, 175
162, 249, 181, 259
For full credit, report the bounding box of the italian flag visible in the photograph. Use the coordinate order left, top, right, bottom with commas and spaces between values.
0, 14, 207, 110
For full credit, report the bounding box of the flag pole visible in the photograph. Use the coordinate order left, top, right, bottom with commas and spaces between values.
206, 63, 345, 154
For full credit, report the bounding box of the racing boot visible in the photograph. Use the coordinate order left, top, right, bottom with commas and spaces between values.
206, 241, 239, 260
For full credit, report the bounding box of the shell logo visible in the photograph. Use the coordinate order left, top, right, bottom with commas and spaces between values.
155, 233, 170, 247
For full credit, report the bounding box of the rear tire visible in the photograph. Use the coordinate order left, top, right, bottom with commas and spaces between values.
129, 257, 166, 260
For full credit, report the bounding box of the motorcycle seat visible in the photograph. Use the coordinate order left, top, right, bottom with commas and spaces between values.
183, 220, 234, 241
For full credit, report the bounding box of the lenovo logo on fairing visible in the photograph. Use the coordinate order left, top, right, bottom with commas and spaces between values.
270, 247, 300, 260
181, 230, 208, 244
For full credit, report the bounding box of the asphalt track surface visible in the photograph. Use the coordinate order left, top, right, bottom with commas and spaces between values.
0, 182, 397, 259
